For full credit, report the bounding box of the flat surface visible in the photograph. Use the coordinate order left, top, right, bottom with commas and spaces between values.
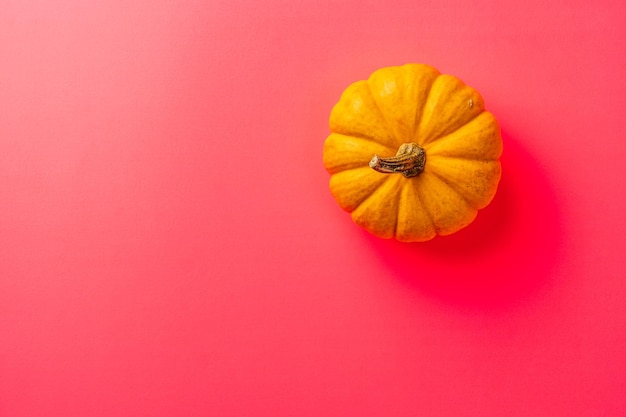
1, 1, 625, 416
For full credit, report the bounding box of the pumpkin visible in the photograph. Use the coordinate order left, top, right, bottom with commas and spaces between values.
323, 63, 502, 242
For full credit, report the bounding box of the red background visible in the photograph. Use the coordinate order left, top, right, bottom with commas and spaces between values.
1, 1, 625, 416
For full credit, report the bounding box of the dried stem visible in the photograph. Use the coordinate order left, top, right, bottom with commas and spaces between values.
369, 143, 426, 178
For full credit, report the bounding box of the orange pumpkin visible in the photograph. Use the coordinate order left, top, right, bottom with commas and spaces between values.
323, 64, 503, 242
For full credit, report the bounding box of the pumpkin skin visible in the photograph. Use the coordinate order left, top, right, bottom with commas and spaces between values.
323, 63, 503, 242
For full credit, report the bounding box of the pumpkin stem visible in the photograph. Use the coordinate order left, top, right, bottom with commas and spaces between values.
369, 142, 426, 178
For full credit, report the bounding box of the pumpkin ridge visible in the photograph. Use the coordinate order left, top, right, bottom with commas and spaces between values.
423, 152, 500, 162
391, 182, 403, 238
351, 175, 402, 239
364, 79, 401, 146
329, 80, 398, 148
428, 169, 480, 210
390, 181, 401, 239
341, 133, 397, 154
422, 111, 502, 160
325, 132, 398, 157
412, 178, 438, 235
420, 109, 484, 147
351, 175, 394, 212
393, 182, 406, 239
324, 133, 397, 174
412, 74, 439, 145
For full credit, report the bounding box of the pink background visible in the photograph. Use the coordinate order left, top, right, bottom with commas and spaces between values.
1, 0, 625, 416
